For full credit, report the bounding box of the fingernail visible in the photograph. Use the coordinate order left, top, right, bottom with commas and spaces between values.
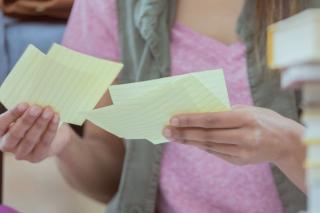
163, 128, 172, 138
42, 109, 53, 119
29, 106, 41, 117
17, 103, 28, 112
170, 118, 179, 126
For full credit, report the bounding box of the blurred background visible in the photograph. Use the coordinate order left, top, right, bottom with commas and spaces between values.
4, 154, 105, 213
1, 0, 105, 212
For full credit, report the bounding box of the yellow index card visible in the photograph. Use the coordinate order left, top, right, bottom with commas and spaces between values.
84, 76, 228, 144
109, 69, 230, 107
0, 44, 122, 125
47, 43, 122, 83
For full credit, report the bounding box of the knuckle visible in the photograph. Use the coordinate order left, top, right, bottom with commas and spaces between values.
28, 153, 47, 163
180, 117, 190, 126
205, 148, 214, 154
41, 138, 52, 147
48, 123, 58, 133
14, 154, 26, 161
205, 141, 214, 148
242, 132, 258, 147
240, 133, 252, 143
33, 119, 46, 129
1, 142, 15, 152
239, 149, 247, 158
10, 108, 21, 118
203, 116, 216, 127
242, 113, 254, 123
28, 157, 41, 163
23, 136, 36, 146
246, 115, 258, 127
6, 132, 22, 143
0, 126, 7, 137
203, 131, 213, 141
21, 115, 35, 126
176, 129, 184, 138
169, 128, 180, 138
1, 146, 13, 152
239, 149, 253, 162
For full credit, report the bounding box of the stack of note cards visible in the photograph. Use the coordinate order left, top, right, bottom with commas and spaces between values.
0, 44, 123, 125
85, 70, 230, 144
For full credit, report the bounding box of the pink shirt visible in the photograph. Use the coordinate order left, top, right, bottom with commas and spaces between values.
63, 0, 284, 213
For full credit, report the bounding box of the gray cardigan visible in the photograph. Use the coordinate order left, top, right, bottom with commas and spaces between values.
107, 1, 307, 213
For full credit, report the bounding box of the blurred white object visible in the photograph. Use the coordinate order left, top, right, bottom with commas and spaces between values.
281, 65, 320, 89
268, 8, 320, 213
268, 9, 320, 69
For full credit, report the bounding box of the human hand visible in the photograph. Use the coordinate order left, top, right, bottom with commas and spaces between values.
0, 103, 71, 162
163, 106, 305, 166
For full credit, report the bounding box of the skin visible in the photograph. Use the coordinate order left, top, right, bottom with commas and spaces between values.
163, 106, 306, 193
0, 0, 306, 204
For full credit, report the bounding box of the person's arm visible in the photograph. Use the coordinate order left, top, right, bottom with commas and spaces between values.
272, 122, 306, 193
0, 91, 125, 203
56, 91, 125, 203
163, 105, 307, 193
54, 0, 123, 201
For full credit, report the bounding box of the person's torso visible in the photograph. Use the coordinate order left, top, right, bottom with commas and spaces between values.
156, 21, 283, 213
63, 1, 306, 212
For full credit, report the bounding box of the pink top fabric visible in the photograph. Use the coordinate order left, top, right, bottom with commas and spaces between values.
63, 0, 284, 213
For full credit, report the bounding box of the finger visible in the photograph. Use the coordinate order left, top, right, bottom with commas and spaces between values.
179, 140, 240, 156
1, 105, 42, 152
205, 150, 241, 165
0, 103, 29, 136
181, 141, 241, 164
17, 1, 52, 9
15, 107, 54, 159
31, 114, 60, 161
16, 114, 59, 162
164, 127, 244, 144
170, 110, 251, 129
41, 114, 59, 146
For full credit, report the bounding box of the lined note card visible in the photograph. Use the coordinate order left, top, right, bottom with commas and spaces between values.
109, 69, 229, 107
48, 44, 121, 88
0, 44, 123, 125
85, 75, 228, 144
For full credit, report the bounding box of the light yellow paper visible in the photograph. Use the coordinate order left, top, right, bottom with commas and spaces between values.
84, 76, 228, 144
0, 44, 122, 125
47, 44, 122, 84
109, 69, 230, 107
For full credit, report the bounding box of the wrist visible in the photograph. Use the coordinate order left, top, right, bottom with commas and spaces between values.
274, 121, 306, 169
273, 121, 307, 193
53, 125, 76, 161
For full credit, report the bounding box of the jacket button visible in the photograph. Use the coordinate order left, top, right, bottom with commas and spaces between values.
129, 206, 143, 213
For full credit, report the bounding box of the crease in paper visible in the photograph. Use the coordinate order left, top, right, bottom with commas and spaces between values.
109, 69, 230, 107
84, 74, 229, 144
